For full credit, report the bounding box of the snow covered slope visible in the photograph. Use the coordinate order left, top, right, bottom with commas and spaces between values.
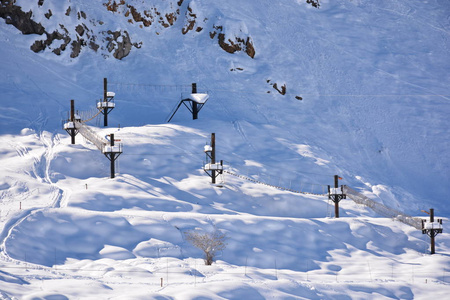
0, 0, 449, 298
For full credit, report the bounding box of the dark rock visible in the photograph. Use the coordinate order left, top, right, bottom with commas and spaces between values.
113, 31, 132, 59
272, 83, 287, 95
306, 0, 320, 8
46, 30, 63, 41
107, 30, 121, 40
104, 0, 119, 12
245, 37, 255, 58
41, 29, 71, 54
1, 0, 184, 60
182, 19, 195, 34
52, 48, 61, 55
166, 12, 176, 26
44, 9, 52, 19
182, 4, 198, 34
75, 24, 85, 36
218, 33, 241, 54
30, 39, 45, 52
89, 41, 99, 52
70, 38, 82, 58
129, 5, 143, 23
77, 11, 87, 20
212, 25, 255, 59
105, 30, 133, 60
0, 4, 45, 35
107, 39, 115, 52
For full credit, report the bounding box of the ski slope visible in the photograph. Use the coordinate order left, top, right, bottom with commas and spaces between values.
0, 0, 449, 298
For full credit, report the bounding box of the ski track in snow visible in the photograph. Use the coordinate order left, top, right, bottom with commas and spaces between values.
0, 131, 70, 276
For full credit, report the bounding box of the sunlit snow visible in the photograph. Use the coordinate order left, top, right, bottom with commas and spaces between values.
0, 0, 449, 299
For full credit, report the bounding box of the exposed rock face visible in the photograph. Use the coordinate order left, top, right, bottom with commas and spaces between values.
106, 30, 134, 60
211, 25, 256, 59
245, 38, 255, 58
104, 0, 180, 29
306, 0, 320, 8
30, 39, 44, 52
0, 0, 290, 61
75, 24, 85, 36
0, 0, 45, 35
30, 20, 93, 58
44, 9, 51, 19
1, 0, 316, 99
0, 0, 155, 59
272, 83, 287, 95
71, 36, 84, 58
182, 4, 202, 34
267, 80, 287, 95
30, 27, 71, 55
0, 0, 319, 61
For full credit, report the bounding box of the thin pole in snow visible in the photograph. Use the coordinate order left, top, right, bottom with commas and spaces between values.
334, 175, 339, 218
103, 78, 108, 127
70, 100, 76, 144
211, 133, 216, 184
192, 83, 198, 120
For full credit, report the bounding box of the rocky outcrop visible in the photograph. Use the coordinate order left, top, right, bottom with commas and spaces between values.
182, 4, 203, 34
306, 0, 320, 8
267, 80, 304, 100
267, 80, 287, 95
44, 9, 52, 19
105, 30, 139, 60
70, 36, 85, 58
210, 25, 255, 59
29, 24, 71, 55
272, 83, 287, 95
103, 0, 180, 29
30, 21, 99, 58
1, 0, 311, 99
0, 0, 45, 35
1, 0, 266, 60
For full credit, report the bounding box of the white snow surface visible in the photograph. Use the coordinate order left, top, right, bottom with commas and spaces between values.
0, 0, 449, 299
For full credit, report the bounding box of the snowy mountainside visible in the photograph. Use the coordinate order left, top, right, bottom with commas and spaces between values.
0, 0, 449, 298
1, 0, 259, 59
1, 0, 448, 212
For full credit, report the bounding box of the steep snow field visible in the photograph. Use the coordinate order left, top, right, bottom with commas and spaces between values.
0, 0, 449, 298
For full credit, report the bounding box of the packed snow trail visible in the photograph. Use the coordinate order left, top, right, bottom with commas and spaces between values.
0, 131, 70, 270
